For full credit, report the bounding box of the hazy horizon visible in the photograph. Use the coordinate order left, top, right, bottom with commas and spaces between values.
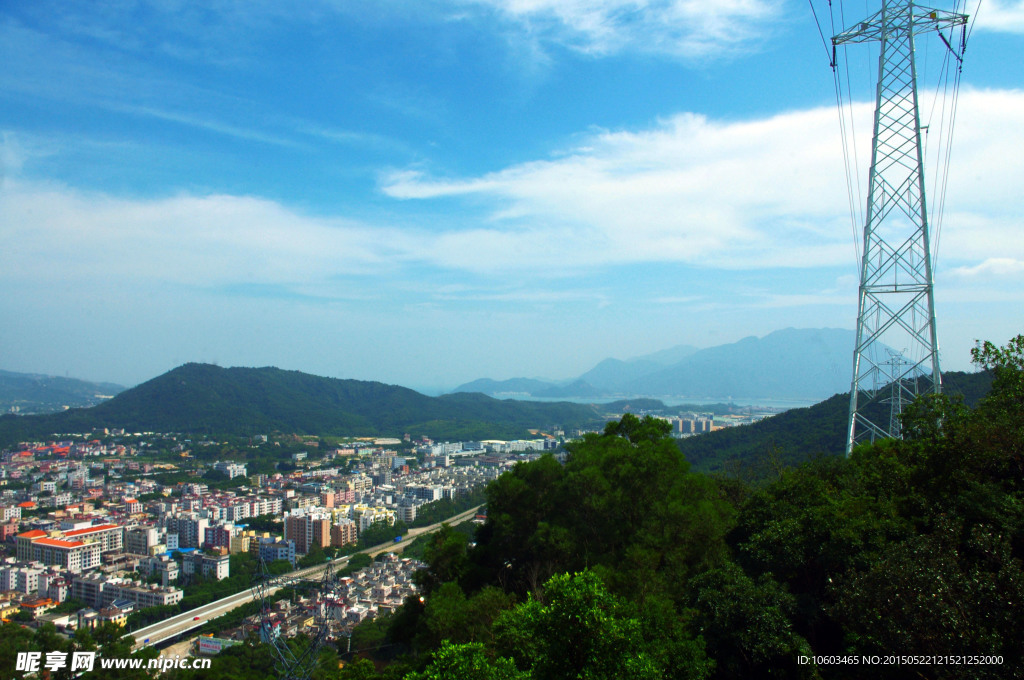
3, 1, 1022, 389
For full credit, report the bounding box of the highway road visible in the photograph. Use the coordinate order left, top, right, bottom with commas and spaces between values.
130, 505, 482, 649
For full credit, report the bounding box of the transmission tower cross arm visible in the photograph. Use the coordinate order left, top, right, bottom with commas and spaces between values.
833, 4, 967, 45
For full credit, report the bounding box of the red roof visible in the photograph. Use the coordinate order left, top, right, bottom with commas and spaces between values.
64, 524, 119, 537
17, 501, 36, 509
17, 530, 48, 539
35, 537, 84, 548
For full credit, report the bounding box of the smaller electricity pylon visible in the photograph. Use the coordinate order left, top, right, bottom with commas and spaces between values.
252, 557, 336, 680
882, 348, 913, 438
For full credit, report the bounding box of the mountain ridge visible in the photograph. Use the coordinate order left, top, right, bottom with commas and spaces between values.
0, 363, 606, 446
453, 328, 854, 401
0, 369, 126, 415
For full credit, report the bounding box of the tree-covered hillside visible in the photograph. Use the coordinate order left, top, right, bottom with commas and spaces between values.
364, 337, 1020, 680
677, 369, 994, 476
0, 363, 606, 445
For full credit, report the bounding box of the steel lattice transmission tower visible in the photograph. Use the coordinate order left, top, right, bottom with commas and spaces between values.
832, 1, 967, 455
252, 557, 336, 680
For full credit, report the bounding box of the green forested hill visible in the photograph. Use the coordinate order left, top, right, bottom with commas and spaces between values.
678, 369, 994, 475
0, 369, 125, 415
0, 363, 605, 444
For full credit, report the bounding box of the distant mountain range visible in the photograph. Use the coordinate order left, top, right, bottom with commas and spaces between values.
453, 328, 855, 402
0, 370, 125, 415
0, 363, 609, 446
0, 357, 995, 478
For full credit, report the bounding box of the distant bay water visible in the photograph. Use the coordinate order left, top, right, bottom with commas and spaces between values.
495, 394, 820, 411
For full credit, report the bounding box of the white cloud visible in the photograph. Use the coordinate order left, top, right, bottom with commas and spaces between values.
974, 0, 1024, 33
385, 105, 864, 270
456, 0, 782, 58
385, 88, 1024, 274
946, 257, 1024, 279
0, 178, 404, 293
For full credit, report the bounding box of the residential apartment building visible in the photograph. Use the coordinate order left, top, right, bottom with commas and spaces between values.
16, 530, 103, 573
71, 572, 184, 609
182, 549, 231, 581
284, 512, 330, 555
0, 565, 43, 594
0, 505, 22, 522
203, 524, 237, 550
330, 519, 358, 548
257, 538, 296, 568
62, 524, 124, 552
125, 527, 164, 556
139, 555, 180, 586
164, 514, 208, 548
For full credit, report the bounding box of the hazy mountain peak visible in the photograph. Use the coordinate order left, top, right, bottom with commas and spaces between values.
451, 328, 857, 402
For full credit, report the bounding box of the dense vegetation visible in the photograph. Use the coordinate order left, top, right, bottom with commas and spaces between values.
677, 369, 994, 476
354, 337, 1018, 680
0, 363, 606, 445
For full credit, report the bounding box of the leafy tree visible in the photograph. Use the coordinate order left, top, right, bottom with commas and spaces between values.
561, 415, 734, 603
359, 520, 408, 548
470, 453, 570, 595
413, 524, 470, 596
405, 641, 526, 680
831, 519, 1024, 673
348, 614, 396, 662
340, 552, 373, 576
299, 543, 328, 568
492, 570, 669, 680
690, 562, 813, 679
414, 583, 514, 652
473, 413, 736, 602
338, 657, 380, 680
731, 453, 910, 648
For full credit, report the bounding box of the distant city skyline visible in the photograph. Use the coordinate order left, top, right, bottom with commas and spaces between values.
2, 1, 1022, 390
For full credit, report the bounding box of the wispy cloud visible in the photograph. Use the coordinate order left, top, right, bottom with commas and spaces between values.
111, 104, 308, 149
456, 0, 783, 59
294, 123, 410, 153
946, 257, 1024, 279
1, 130, 28, 179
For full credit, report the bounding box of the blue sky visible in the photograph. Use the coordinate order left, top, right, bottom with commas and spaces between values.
2, 0, 1023, 392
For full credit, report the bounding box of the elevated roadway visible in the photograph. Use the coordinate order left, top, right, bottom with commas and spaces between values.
130, 505, 482, 649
